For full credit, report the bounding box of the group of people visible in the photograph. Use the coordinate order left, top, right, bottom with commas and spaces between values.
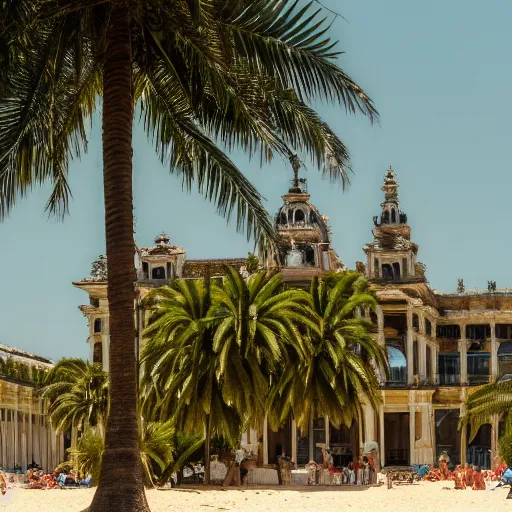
305, 445, 378, 486
419, 450, 509, 490
24, 464, 91, 490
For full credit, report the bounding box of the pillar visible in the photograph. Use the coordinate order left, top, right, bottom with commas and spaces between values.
308, 415, 314, 461
418, 335, 427, 382
407, 306, 414, 385
409, 401, 416, 465
325, 416, 330, 449
363, 403, 376, 444
460, 398, 467, 465
491, 415, 499, 463
379, 406, 385, 467
263, 415, 269, 465
291, 418, 297, 464
490, 320, 498, 380
102, 334, 110, 372
459, 324, 468, 385
376, 305, 384, 346
431, 343, 438, 385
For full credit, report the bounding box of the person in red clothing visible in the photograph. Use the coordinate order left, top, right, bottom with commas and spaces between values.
453, 465, 466, 489
472, 467, 486, 490
438, 451, 451, 480
464, 463, 473, 487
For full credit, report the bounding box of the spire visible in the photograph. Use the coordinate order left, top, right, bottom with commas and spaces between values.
381, 165, 399, 205
373, 166, 407, 226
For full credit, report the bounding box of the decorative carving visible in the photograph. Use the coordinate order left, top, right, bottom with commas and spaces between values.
457, 279, 465, 293
415, 262, 427, 278
86, 255, 108, 281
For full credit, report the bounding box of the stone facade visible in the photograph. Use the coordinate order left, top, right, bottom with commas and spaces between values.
74, 165, 508, 470
0, 346, 65, 472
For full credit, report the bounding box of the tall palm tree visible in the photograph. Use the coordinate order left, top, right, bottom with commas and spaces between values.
1, 2, 378, 508
40, 358, 109, 436
141, 278, 242, 485
267, 272, 388, 434
208, 266, 316, 425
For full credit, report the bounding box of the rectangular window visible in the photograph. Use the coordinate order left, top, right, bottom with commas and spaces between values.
313, 418, 326, 464
93, 318, 102, 333
438, 354, 460, 385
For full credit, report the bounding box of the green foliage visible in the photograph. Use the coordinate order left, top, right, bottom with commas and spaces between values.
499, 427, 512, 467
69, 427, 104, 486
139, 420, 175, 486
246, 253, 259, 274
267, 271, 387, 433
0, 0, 377, 250
39, 358, 109, 434
461, 380, 512, 441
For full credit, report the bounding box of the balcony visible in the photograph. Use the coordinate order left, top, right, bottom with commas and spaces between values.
371, 276, 426, 285
137, 278, 171, 288
438, 373, 460, 386
468, 374, 490, 385
385, 366, 407, 387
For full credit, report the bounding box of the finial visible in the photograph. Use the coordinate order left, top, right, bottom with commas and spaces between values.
289, 154, 301, 189
155, 232, 170, 245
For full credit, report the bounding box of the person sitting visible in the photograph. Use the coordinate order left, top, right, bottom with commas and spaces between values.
0, 472, 7, 495
464, 464, 473, 487
453, 465, 466, 490
79, 474, 92, 487
472, 466, 486, 490
438, 451, 451, 480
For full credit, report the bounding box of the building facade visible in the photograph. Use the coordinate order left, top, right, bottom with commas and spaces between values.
74, 165, 510, 470
0, 344, 65, 472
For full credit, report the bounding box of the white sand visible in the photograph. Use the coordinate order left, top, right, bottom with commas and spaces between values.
0, 481, 510, 512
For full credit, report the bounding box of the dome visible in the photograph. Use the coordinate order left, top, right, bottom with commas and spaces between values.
275, 191, 330, 245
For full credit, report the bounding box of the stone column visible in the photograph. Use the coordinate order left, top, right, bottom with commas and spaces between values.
431, 343, 438, 385
459, 324, 468, 385
490, 415, 499, 463
379, 406, 385, 467
376, 305, 385, 346
409, 401, 416, 465
418, 315, 427, 381
460, 397, 467, 465
490, 320, 498, 380
363, 403, 376, 443
263, 415, 269, 465
291, 418, 297, 464
102, 334, 110, 372
407, 306, 414, 385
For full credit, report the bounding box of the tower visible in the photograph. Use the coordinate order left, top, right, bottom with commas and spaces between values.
363, 166, 420, 282
265, 156, 343, 282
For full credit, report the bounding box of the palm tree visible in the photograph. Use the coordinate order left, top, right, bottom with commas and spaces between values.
141, 278, 243, 485
267, 272, 388, 435
1, 2, 378, 508
207, 266, 317, 425
40, 358, 109, 436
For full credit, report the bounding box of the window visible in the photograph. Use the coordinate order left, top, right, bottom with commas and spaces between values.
93, 318, 102, 333
438, 354, 460, 385
152, 266, 165, 279
436, 325, 461, 339
466, 324, 491, 340
90, 298, 99, 308
93, 342, 102, 365
412, 314, 419, 330
294, 209, 305, 223
425, 319, 432, 336
142, 262, 149, 279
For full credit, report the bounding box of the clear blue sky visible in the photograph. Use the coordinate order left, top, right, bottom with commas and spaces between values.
2, 0, 511, 361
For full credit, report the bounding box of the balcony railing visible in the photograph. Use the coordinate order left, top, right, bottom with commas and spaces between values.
468, 374, 490, 385
371, 276, 426, 284
438, 373, 460, 385
386, 367, 407, 387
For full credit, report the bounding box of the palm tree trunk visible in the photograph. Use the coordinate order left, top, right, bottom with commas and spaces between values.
88, 5, 149, 512
204, 414, 211, 485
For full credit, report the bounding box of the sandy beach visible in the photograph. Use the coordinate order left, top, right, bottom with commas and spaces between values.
0, 481, 510, 512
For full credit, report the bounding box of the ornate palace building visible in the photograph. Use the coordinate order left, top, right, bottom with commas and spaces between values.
0, 345, 65, 472
74, 165, 511, 471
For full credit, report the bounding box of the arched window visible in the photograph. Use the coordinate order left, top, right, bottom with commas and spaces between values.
391, 209, 396, 223
383, 211, 390, 224
386, 345, 407, 384
294, 209, 305, 223
93, 342, 103, 365
280, 213, 287, 224
93, 318, 102, 333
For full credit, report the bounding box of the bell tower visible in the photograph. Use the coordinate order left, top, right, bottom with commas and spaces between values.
363, 167, 421, 282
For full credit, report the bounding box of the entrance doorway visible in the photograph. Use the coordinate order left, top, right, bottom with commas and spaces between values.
329, 421, 358, 467
435, 409, 461, 466
467, 423, 491, 469
268, 416, 291, 464
384, 412, 409, 465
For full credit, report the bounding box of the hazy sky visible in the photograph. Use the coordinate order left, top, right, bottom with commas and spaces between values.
2, 0, 511, 361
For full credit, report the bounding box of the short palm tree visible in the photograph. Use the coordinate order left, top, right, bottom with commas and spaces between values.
141, 278, 242, 485
2, 2, 377, 508
39, 358, 109, 436
268, 272, 388, 434
208, 266, 316, 425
